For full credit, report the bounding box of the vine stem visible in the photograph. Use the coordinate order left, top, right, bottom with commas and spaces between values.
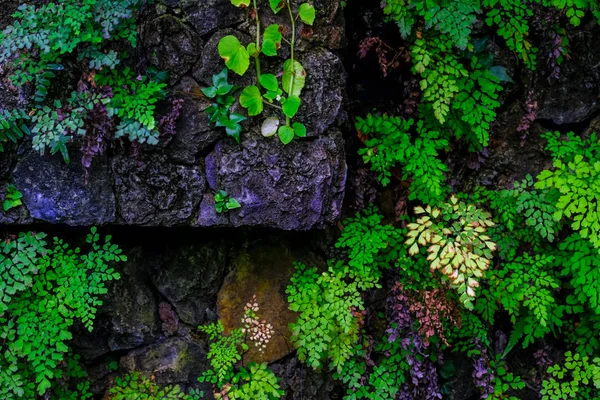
253, 0, 261, 82
285, 0, 296, 127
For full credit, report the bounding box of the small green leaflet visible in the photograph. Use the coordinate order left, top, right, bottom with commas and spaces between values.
282, 95, 301, 118
278, 125, 294, 144
247, 42, 259, 57
299, 3, 316, 25
263, 24, 283, 56
226, 198, 241, 209
293, 122, 306, 137
218, 35, 250, 75
490, 66, 514, 83
270, 0, 284, 13
259, 74, 279, 91
282, 59, 306, 97
231, 0, 250, 7
240, 85, 264, 116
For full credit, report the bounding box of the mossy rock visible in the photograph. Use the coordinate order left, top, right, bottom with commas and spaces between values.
217, 240, 324, 364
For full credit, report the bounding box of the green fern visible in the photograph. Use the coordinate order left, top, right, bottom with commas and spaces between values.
355, 113, 449, 204
287, 261, 364, 372
0, 228, 125, 398
535, 132, 600, 251
540, 351, 600, 399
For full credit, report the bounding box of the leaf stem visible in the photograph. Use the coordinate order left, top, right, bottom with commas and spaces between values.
253, 0, 261, 82
286, 0, 296, 127
264, 102, 283, 111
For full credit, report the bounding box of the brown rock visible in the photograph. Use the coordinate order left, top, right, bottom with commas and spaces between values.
216, 240, 324, 364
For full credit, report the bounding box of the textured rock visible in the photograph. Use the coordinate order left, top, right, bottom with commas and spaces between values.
142, 15, 204, 84
270, 356, 337, 400
112, 153, 205, 226
182, 0, 245, 36
0, 1, 347, 231
165, 77, 222, 164
204, 132, 346, 230
535, 21, 600, 125
104, 249, 160, 351
12, 151, 116, 225
150, 241, 229, 326
217, 239, 325, 364
120, 336, 207, 386
296, 49, 345, 136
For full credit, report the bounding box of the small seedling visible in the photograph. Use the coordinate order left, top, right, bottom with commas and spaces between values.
214, 190, 241, 213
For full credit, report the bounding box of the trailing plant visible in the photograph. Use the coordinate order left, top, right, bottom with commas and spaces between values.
0, 228, 125, 399
2, 184, 22, 211
215, 0, 316, 144
202, 69, 246, 143
540, 351, 600, 399
198, 298, 283, 399
405, 195, 497, 309
108, 371, 197, 400
214, 189, 242, 213
0, 0, 172, 165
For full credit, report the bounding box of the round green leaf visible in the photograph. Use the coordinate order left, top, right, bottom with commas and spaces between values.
247, 42, 258, 57
259, 74, 279, 91
262, 24, 283, 56
282, 59, 306, 96
282, 95, 301, 118
201, 86, 217, 98
293, 122, 306, 137
240, 85, 264, 116
261, 117, 280, 137
269, 0, 284, 13
218, 35, 250, 76
278, 125, 294, 144
298, 3, 316, 25
231, 0, 250, 6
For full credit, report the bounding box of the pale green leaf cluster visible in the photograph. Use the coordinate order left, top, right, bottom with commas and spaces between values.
406, 196, 497, 309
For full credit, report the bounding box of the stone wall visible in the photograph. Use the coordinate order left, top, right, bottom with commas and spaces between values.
0, 0, 348, 230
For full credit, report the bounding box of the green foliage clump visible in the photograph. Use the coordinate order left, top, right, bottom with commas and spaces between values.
0, 0, 168, 163
214, 0, 315, 144
335, 206, 401, 289
199, 307, 283, 399
535, 131, 600, 251
355, 113, 449, 203
199, 321, 247, 387
108, 372, 196, 399
95, 67, 167, 144
558, 234, 600, 314
203, 69, 246, 143
406, 195, 497, 309
287, 261, 364, 372
477, 253, 563, 348
540, 351, 600, 399
214, 189, 242, 214
333, 337, 410, 400
2, 184, 22, 211
0, 228, 125, 399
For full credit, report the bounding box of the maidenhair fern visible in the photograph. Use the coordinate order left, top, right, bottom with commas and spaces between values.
355, 113, 449, 204
406, 195, 497, 310
535, 132, 600, 251
0, 228, 125, 399
287, 261, 364, 372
